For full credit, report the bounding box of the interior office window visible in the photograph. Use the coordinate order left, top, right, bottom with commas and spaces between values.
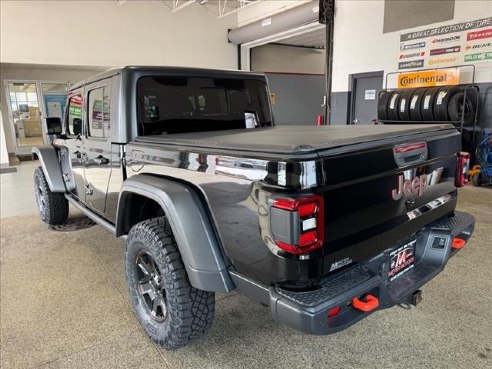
67, 93, 83, 135
88, 86, 110, 139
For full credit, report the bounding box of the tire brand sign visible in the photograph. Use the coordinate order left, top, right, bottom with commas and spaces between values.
398, 60, 424, 70
429, 46, 461, 56
432, 35, 461, 44
397, 68, 460, 89
400, 42, 426, 51
467, 28, 492, 41
398, 17, 492, 71
464, 52, 492, 62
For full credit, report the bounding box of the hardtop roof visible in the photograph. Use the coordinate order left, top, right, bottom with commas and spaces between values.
69, 66, 267, 91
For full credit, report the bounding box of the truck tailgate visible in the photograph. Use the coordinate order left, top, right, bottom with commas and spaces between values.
317, 126, 461, 271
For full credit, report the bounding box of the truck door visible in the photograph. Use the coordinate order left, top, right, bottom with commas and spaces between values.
64, 92, 86, 201
83, 83, 112, 216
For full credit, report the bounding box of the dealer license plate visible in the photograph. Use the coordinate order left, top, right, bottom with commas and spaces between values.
388, 240, 416, 281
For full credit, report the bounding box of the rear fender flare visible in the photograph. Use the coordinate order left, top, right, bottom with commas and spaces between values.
31, 147, 66, 193
116, 174, 235, 293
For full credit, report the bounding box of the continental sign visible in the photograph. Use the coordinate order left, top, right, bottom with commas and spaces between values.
398, 69, 460, 89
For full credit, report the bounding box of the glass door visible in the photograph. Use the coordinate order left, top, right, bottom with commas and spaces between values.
40, 83, 68, 120
6, 82, 45, 150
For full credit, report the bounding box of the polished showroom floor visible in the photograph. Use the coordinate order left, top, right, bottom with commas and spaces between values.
1, 161, 491, 369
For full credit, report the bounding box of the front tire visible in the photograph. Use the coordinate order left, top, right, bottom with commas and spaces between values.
125, 217, 215, 349
33, 166, 68, 225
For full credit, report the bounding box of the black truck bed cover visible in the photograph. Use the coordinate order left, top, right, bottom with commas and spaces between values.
134, 124, 457, 158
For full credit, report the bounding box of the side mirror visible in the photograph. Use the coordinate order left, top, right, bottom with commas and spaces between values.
45, 117, 63, 135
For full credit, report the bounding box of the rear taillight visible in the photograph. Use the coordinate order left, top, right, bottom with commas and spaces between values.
270, 195, 324, 254
455, 152, 470, 187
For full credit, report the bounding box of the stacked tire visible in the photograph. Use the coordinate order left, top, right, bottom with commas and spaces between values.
377, 86, 477, 124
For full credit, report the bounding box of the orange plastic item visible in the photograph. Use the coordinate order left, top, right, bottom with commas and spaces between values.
352, 294, 379, 312
452, 238, 466, 249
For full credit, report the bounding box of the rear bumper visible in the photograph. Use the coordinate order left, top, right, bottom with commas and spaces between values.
268, 211, 475, 335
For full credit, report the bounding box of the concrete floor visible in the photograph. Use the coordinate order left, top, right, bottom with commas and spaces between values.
0, 162, 491, 369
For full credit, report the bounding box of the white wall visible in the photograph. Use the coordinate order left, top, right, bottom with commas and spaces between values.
0, 0, 236, 69
332, 0, 492, 92
251, 44, 325, 74
237, 0, 311, 27
0, 111, 9, 164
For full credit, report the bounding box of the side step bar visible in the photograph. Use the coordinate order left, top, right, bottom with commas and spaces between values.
64, 194, 123, 238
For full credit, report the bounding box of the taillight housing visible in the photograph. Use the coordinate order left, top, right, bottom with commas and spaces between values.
455, 152, 470, 187
270, 195, 324, 254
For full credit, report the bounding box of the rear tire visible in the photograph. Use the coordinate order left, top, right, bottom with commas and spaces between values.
33, 166, 68, 225
125, 217, 215, 349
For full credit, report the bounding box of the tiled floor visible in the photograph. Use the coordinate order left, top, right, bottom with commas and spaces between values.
0, 162, 491, 369
0, 161, 40, 218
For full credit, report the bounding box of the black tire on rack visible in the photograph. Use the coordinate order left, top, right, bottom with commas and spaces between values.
408, 87, 428, 121
448, 90, 477, 126
420, 87, 440, 121
397, 88, 416, 122
433, 86, 461, 121
378, 90, 393, 121
387, 90, 402, 121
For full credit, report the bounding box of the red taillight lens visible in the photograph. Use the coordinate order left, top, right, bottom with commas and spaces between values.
455, 152, 470, 187
271, 195, 324, 254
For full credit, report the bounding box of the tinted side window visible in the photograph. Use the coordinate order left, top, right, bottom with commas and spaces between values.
87, 86, 111, 139
67, 93, 83, 135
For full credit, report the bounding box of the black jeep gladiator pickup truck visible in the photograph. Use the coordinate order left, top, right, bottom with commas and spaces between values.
33, 66, 475, 349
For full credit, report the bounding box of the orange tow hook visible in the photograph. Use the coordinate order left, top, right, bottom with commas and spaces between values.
352, 294, 379, 312
452, 238, 466, 249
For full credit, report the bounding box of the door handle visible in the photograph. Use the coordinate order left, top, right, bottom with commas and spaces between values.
94, 155, 110, 165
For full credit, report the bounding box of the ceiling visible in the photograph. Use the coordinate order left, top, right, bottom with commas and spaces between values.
275, 27, 326, 49
0, 63, 107, 72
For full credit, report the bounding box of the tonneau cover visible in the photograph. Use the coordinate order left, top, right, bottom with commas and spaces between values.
134, 124, 456, 156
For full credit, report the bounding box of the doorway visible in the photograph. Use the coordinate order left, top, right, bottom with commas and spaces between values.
5, 80, 68, 155
350, 71, 384, 124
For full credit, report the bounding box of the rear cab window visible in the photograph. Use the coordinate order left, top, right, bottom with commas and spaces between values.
136, 76, 272, 135
87, 86, 111, 139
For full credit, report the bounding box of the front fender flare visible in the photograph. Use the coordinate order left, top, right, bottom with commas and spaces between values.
31, 147, 66, 193
116, 175, 235, 293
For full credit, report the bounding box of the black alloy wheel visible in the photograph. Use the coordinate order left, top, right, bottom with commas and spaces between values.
133, 250, 168, 323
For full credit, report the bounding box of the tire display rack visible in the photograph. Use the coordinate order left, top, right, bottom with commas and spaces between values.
378, 65, 480, 138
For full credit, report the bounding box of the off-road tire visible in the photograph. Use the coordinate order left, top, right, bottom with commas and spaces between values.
387, 91, 402, 121
125, 217, 215, 349
409, 87, 428, 121
421, 87, 440, 121
377, 90, 392, 121
448, 91, 477, 125
433, 86, 460, 121
398, 88, 416, 121
33, 166, 68, 225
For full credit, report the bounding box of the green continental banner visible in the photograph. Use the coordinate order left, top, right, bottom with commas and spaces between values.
464, 52, 492, 62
